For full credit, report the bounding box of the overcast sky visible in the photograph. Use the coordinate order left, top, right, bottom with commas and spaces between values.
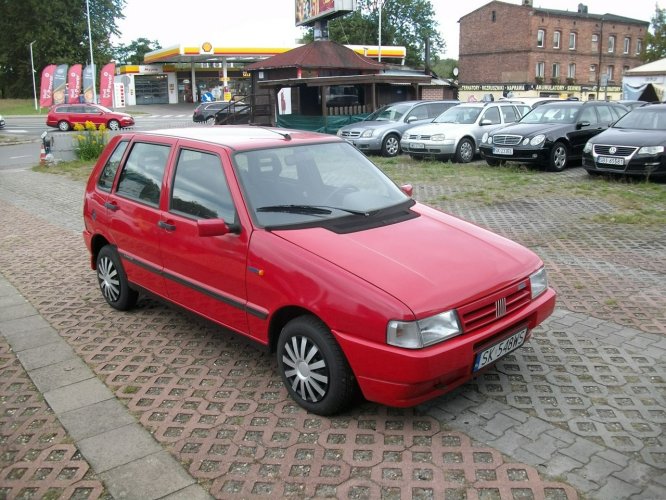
115, 0, 660, 59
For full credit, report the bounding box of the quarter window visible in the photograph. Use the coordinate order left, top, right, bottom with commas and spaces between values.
170, 149, 235, 222
569, 32, 576, 50
537, 29, 545, 47
116, 143, 171, 206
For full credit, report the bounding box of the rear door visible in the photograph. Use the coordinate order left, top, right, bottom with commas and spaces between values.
105, 139, 173, 296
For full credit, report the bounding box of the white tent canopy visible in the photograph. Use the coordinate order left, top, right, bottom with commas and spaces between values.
623, 58, 666, 101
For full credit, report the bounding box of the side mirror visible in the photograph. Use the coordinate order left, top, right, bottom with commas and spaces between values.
197, 219, 239, 236
576, 121, 591, 130
406, 116, 417, 123
400, 184, 414, 197
480, 119, 493, 126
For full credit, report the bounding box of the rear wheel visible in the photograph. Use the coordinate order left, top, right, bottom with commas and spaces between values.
58, 120, 70, 131
107, 120, 120, 130
277, 316, 357, 415
381, 134, 400, 157
455, 138, 474, 163
96, 245, 138, 311
547, 141, 568, 172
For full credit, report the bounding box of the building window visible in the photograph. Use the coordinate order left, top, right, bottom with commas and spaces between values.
608, 35, 615, 53
568, 63, 576, 79
569, 32, 576, 50
491, 10, 496, 22
537, 29, 545, 47
553, 31, 561, 49
592, 34, 599, 51
589, 64, 597, 82
607, 65, 615, 81
637, 38, 643, 54
624, 37, 631, 54
536, 62, 545, 78
552, 63, 560, 78
623, 65, 630, 74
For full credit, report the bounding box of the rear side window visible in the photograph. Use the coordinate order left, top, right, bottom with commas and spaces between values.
116, 142, 170, 207
500, 105, 518, 123
170, 149, 235, 222
97, 140, 129, 192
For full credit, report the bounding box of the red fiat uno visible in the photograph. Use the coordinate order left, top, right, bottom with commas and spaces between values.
83, 126, 556, 415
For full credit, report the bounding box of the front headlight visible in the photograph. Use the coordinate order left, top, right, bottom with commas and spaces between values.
583, 142, 592, 153
530, 267, 548, 299
360, 129, 374, 138
482, 132, 489, 143
530, 134, 546, 146
638, 145, 664, 155
336, 129, 343, 137
387, 310, 461, 349
430, 134, 446, 141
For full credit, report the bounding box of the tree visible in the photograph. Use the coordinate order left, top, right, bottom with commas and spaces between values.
0, 0, 125, 98
643, 4, 666, 62
430, 58, 458, 79
113, 38, 162, 65
301, 0, 445, 67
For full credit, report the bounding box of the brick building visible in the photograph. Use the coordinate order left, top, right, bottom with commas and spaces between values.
458, 0, 649, 101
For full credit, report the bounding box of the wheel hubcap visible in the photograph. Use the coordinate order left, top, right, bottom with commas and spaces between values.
282, 335, 329, 402
554, 147, 566, 169
386, 138, 398, 155
98, 256, 120, 302
461, 142, 473, 162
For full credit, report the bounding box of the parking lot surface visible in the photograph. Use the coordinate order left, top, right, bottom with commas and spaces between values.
0, 162, 664, 499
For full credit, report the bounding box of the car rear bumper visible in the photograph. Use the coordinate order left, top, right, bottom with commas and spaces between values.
335, 287, 556, 407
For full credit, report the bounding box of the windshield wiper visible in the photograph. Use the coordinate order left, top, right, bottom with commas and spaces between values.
257, 204, 369, 216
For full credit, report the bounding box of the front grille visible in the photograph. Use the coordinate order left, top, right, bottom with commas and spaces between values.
493, 135, 523, 146
458, 281, 532, 333
339, 130, 361, 139
593, 144, 638, 157
406, 133, 431, 140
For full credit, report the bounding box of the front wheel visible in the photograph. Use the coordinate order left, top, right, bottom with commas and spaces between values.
58, 120, 70, 131
381, 134, 400, 157
455, 138, 474, 163
96, 245, 138, 311
107, 120, 120, 130
548, 141, 568, 172
277, 316, 357, 415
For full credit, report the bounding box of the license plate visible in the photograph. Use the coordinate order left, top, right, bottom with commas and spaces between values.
598, 156, 624, 166
410, 142, 425, 149
493, 147, 513, 155
473, 328, 527, 372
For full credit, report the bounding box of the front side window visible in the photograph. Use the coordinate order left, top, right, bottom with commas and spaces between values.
170, 149, 235, 222
405, 105, 429, 121
553, 31, 561, 49
537, 29, 545, 48
569, 32, 576, 50
608, 35, 616, 53
624, 37, 631, 54
98, 140, 129, 192
116, 142, 171, 207
481, 107, 501, 125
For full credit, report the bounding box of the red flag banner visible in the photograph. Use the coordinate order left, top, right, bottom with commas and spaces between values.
67, 64, 82, 103
39, 64, 57, 108
99, 63, 115, 107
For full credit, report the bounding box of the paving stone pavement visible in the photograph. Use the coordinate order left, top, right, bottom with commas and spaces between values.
0, 164, 664, 499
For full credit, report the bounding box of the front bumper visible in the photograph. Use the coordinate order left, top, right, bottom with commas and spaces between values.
583, 152, 666, 178
341, 136, 383, 153
400, 139, 456, 156
480, 144, 550, 164
335, 287, 556, 407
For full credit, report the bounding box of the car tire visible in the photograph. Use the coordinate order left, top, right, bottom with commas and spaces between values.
381, 134, 400, 157
58, 120, 70, 131
277, 315, 357, 415
455, 138, 474, 163
96, 245, 138, 311
108, 120, 120, 130
548, 141, 568, 172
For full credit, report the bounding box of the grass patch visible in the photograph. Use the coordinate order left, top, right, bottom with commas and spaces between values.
33, 159, 95, 182
122, 386, 140, 394
0, 98, 44, 115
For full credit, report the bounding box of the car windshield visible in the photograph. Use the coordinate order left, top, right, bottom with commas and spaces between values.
612, 107, 666, 130
433, 106, 482, 124
365, 103, 412, 122
233, 142, 410, 228
519, 104, 579, 124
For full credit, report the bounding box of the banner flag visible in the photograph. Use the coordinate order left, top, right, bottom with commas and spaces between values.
52, 64, 68, 105
67, 64, 82, 103
99, 63, 116, 107
83, 65, 95, 103
39, 64, 57, 108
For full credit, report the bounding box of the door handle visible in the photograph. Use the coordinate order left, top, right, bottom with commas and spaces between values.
158, 220, 176, 231
104, 201, 119, 211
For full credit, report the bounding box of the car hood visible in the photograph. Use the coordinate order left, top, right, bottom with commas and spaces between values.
493, 122, 572, 137
588, 127, 666, 146
274, 203, 541, 316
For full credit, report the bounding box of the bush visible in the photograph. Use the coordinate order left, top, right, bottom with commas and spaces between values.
73, 121, 108, 160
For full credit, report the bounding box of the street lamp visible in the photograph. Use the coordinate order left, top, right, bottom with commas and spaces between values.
86, 0, 96, 103
378, 1, 383, 62
29, 41, 37, 111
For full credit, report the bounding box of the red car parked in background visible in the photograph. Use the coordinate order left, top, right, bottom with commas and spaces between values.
83, 126, 556, 415
47, 103, 134, 131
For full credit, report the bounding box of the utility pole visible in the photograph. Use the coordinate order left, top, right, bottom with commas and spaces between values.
86, 0, 96, 102
29, 41, 37, 111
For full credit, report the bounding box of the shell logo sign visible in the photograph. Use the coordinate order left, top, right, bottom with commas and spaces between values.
201, 42, 213, 53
